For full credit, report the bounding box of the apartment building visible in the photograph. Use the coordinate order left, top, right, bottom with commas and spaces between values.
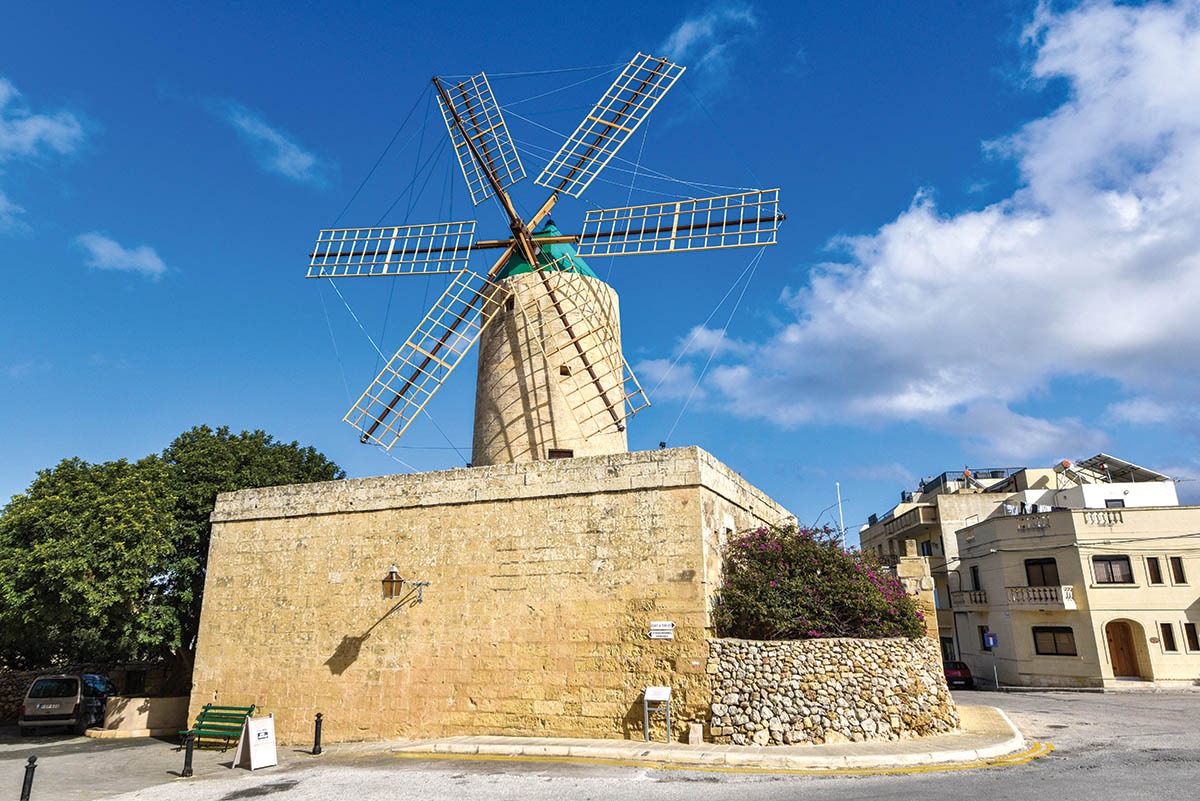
861, 455, 1199, 688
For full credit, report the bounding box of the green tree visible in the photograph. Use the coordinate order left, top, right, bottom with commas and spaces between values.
0, 457, 176, 667
0, 425, 343, 682
713, 524, 925, 640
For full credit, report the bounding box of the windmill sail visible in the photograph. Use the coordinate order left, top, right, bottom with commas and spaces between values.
436, 73, 525, 206
308, 221, 477, 277
576, 190, 782, 257
535, 53, 685, 198
345, 270, 508, 449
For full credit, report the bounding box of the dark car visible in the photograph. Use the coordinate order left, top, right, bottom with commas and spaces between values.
943, 661, 975, 689
18, 673, 116, 735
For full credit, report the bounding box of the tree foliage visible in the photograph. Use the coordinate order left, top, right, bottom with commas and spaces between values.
0, 426, 343, 672
713, 524, 925, 641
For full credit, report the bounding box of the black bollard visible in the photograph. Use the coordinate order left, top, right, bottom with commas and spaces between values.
181, 731, 195, 778
20, 755, 36, 801
313, 712, 323, 755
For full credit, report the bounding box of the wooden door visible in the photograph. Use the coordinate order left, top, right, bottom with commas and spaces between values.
1106, 621, 1138, 677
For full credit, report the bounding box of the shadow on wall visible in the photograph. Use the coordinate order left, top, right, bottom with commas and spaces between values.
324, 588, 425, 676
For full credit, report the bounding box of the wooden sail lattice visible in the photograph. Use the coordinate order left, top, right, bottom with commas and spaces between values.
578, 190, 780, 257
436, 73, 525, 206
308, 221, 476, 277
344, 270, 508, 449
535, 53, 686, 198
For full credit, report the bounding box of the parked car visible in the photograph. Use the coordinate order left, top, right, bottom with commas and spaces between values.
943, 661, 975, 689
18, 673, 116, 735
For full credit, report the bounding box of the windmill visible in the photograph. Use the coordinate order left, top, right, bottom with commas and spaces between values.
307, 53, 783, 466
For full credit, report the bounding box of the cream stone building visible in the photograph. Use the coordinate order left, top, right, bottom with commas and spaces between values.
954, 503, 1200, 687
861, 455, 1200, 688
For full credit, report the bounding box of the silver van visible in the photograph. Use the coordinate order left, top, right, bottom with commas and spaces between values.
18, 673, 116, 735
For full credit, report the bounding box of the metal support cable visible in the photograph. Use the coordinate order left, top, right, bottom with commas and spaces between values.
663, 247, 764, 444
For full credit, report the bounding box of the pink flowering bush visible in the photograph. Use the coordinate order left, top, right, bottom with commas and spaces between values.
713, 524, 924, 640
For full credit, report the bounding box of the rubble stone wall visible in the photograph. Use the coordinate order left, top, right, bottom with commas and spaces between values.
708, 637, 958, 745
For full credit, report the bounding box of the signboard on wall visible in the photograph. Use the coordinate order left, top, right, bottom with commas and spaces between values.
648, 621, 675, 640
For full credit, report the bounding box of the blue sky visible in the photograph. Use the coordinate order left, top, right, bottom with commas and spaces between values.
4, 1, 1200, 542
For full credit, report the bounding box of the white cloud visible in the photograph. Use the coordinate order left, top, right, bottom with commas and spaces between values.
222, 102, 323, 184
0, 78, 83, 163
0, 77, 84, 233
660, 3, 759, 81
76, 233, 167, 278
0, 189, 26, 232
670, 0, 1200, 464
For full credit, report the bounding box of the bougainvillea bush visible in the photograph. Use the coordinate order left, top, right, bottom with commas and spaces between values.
713, 524, 925, 640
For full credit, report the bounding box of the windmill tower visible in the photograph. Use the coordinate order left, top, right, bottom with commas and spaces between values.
307, 54, 783, 466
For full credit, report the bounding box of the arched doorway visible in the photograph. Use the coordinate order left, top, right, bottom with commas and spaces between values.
1105, 620, 1144, 678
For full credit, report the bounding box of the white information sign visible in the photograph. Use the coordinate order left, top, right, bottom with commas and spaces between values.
233, 714, 278, 770
648, 621, 675, 640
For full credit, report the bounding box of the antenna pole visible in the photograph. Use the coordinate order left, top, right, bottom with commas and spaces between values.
836, 482, 846, 550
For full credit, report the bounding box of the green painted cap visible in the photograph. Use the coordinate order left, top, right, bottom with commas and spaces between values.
496, 222, 598, 279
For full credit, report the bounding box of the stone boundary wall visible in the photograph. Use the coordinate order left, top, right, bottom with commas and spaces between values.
708, 638, 958, 745
0, 664, 171, 722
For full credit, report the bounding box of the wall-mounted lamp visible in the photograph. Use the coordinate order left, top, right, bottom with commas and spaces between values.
382, 565, 404, 599
381, 566, 431, 603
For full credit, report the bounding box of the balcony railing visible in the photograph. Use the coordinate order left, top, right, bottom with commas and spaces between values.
882, 504, 939, 537
950, 590, 987, 608
1083, 510, 1123, 526
1006, 585, 1077, 610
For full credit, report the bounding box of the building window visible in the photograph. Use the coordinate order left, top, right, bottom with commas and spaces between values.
1032, 626, 1077, 656
970, 565, 982, 592
1160, 622, 1179, 652
940, 637, 956, 661
1185, 623, 1200, 652
919, 540, 933, 556
547, 449, 574, 460
1093, 555, 1134, 584
1147, 557, 1164, 585
979, 625, 992, 652
1170, 556, 1187, 584
1025, 558, 1060, 587
1105, 498, 1126, 508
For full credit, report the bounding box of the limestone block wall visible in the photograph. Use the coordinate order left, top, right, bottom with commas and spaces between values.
190, 447, 791, 745
708, 638, 958, 745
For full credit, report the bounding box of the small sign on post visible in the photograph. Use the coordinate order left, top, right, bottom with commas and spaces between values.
233, 714, 278, 770
648, 621, 675, 640
643, 686, 672, 743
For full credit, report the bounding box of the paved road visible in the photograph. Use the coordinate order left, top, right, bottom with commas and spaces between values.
4, 690, 1199, 800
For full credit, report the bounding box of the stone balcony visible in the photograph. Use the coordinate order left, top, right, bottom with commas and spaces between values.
1006, 585, 1077, 610
950, 590, 988, 609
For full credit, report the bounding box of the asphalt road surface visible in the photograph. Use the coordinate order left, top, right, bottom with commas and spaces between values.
4, 689, 1199, 800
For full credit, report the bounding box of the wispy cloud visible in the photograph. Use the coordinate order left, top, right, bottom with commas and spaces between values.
0, 189, 25, 232
0, 77, 85, 231
0, 78, 83, 163
660, 3, 759, 84
5, 361, 50, 380
659, 1, 1200, 465
219, 101, 324, 184
76, 233, 167, 279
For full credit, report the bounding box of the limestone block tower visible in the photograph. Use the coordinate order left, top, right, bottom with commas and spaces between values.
472, 225, 631, 465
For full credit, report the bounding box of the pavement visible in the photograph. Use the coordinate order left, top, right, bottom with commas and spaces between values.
378, 704, 1040, 773
1, 704, 1040, 800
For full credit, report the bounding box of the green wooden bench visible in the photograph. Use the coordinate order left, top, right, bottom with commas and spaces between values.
180, 703, 255, 751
